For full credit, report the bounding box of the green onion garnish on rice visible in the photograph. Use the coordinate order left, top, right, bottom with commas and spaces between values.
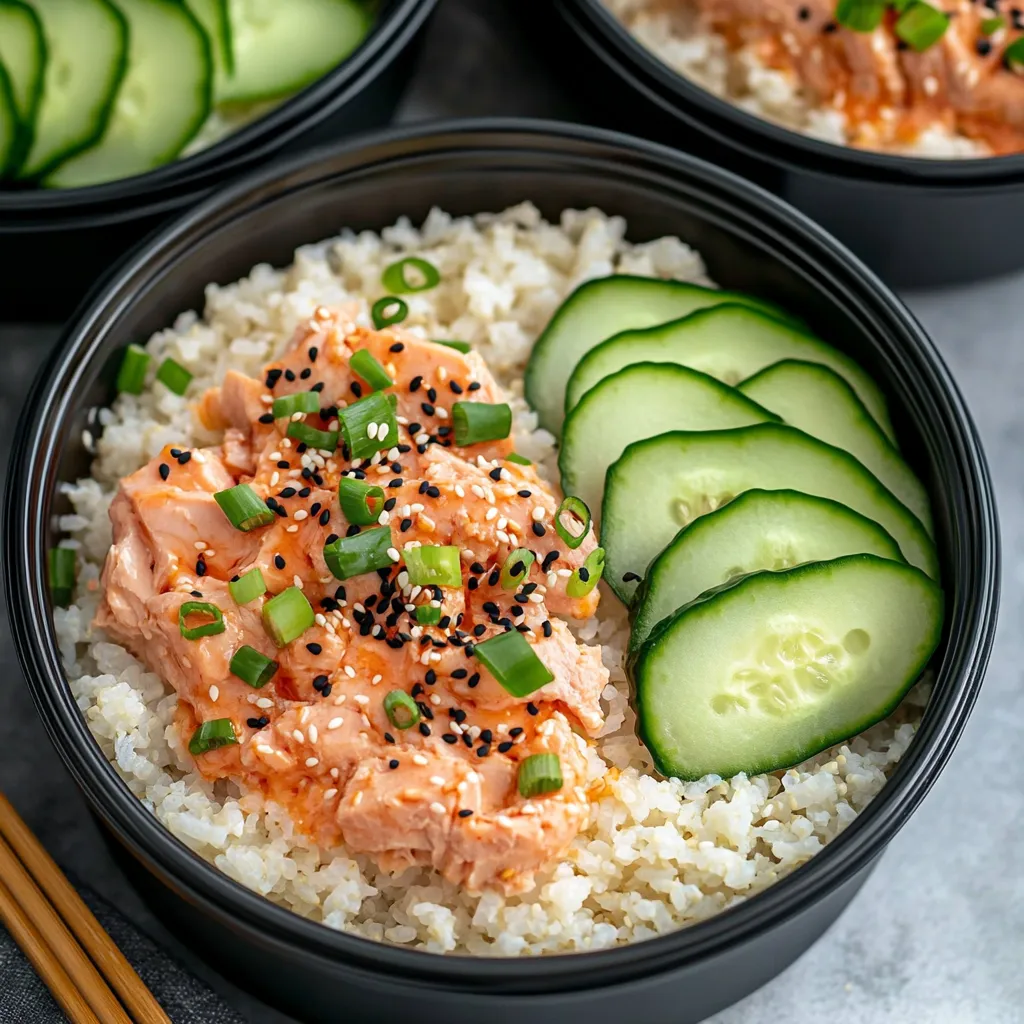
415, 604, 442, 626
473, 630, 553, 698
116, 344, 150, 394
155, 357, 193, 395
337, 476, 386, 525
189, 719, 237, 756
371, 296, 408, 330
323, 527, 395, 581
229, 646, 279, 688
835, 0, 886, 32
452, 401, 512, 446
381, 257, 440, 294
214, 484, 275, 531
432, 339, 471, 354
178, 601, 226, 640
499, 548, 534, 590
554, 496, 591, 550
566, 547, 605, 599
403, 545, 462, 588
262, 587, 314, 647
383, 690, 421, 730
229, 568, 266, 605
48, 547, 76, 607
286, 422, 339, 451
506, 452, 532, 466
895, 1, 949, 51
272, 390, 320, 419
517, 754, 563, 798
338, 391, 398, 460
350, 348, 394, 391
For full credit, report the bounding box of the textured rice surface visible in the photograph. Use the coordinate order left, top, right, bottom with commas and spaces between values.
54, 203, 927, 955
603, 0, 990, 158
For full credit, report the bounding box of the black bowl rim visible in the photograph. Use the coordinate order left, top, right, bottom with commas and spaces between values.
0, 0, 438, 217
562, 0, 1024, 184
4, 117, 1000, 990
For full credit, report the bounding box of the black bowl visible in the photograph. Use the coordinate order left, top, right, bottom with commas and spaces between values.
541, 0, 1024, 289
0, 0, 437, 323
4, 119, 999, 1024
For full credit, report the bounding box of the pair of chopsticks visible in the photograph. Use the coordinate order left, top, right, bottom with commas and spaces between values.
0, 792, 171, 1024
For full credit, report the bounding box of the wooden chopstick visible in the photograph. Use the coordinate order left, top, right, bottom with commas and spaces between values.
0, 833, 130, 1023
0, 792, 172, 1024
0, 872, 101, 1024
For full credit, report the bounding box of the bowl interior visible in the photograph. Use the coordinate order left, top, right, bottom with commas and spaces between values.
7, 122, 998, 984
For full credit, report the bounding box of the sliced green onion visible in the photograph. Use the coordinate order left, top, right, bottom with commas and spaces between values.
262, 586, 314, 647
432, 338, 471, 354
179, 601, 226, 640
554, 496, 591, 550
506, 452, 532, 466
452, 401, 512, 446
338, 390, 398, 460
229, 645, 279, 688
517, 753, 563, 798
403, 545, 462, 588
895, 2, 949, 51
1005, 37, 1024, 69
415, 604, 442, 626
229, 568, 266, 605
286, 421, 339, 451
338, 477, 386, 525
981, 15, 1004, 34
324, 526, 394, 581
371, 296, 408, 329
48, 547, 76, 607
834, 0, 885, 32
473, 630, 554, 698
116, 344, 150, 394
155, 357, 193, 395
566, 547, 605, 599
214, 484, 275, 531
383, 689, 421, 730
381, 257, 440, 294
500, 548, 535, 590
350, 348, 394, 391
272, 390, 320, 419
189, 719, 237, 756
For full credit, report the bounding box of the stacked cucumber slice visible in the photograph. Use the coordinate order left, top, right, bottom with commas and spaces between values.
0, 0, 370, 188
524, 276, 943, 781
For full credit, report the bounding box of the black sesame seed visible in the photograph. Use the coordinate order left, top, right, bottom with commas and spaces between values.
458, 808, 474, 818
443, 733, 458, 745
797, 4, 810, 19
397, 443, 412, 453
300, 368, 312, 380
622, 571, 641, 583
488, 468, 502, 481
326, 533, 340, 547
299, 486, 312, 497
274, 554, 286, 570
196, 559, 207, 577
426, 486, 441, 499
532, 522, 546, 537
462, 733, 474, 748
542, 620, 552, 638
416, 701, 434, 721
418, 722, 431, 737
400, 518, 413, 532
498, 741, 513, 753
383, 497, 397, 512
468, 382, 481, 391
350, 381, 363, 398
388, 478, 404, 488
158, 463, 170, 480
390, 342, 405, 353
284, 369, 295, 382
321, 682, 333, 697
527, 703, 539, 716
313, 674, 329, 690
417, 444, 428, 454
421, 402, 435, 416
170, 449, 182, 458
509, 727, 523, 737
977, 38, 993, 55
280, 486, 297, 498
425, 670, 437, 685
578, 567, 590, 583
517, 489, 532, 498
310, 502, 322, 516
391, 462, 403, 472
385, 732, 395, 744
191, 589, 204, 597
822, 20, 837, 32
266, 369, 283, 388
306, 642, 322, 655
513, 594, 529, 605
476, 745, 490, 758
426, 388, 437, 403
515, 624, 530, 633
479, 729, 493, 744
258, 413, 274, 425
449, 381, 464, 394
464, 644, 475, 658
177, 451, 192, 465
277, 460, 290, 469
509, 604, 524, 617
467, 578, 479, 591
488, 569, 500, 587
410, 376, 423, 393
311, 383, 326, 394
467, 673, 480, 688
389, 758, 400, 769
247, 718, 267, 729
319, 509, 331, 526
346, 524, 361, 537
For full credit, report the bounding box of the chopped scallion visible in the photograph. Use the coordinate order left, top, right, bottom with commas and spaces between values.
271, 390, 320, 419
371, 296, 408, 329
179, 601, 226, 640
432, 338, 471, 354
324, 526, 394, 580
350, 348, 394, 391
338, 476, 386, 525
403, 545, 462, 588
554, 496, 591, 550
262, 586, 314, 647
229, 645, 279, 688
415, 604, 442, 626
286, 421, 339, 451
500, 548, 534, 590
229, 568, 266, 605
451, 401, 512, 446
48, 547, 76, 607
381, 257, 440, 294
214, 484, 275, 531
895, 2, 949, 51
1005, 36, 1024, 69
383, 689, 421, 729
506, 452, 532, 466
835, 0, 885, 32
566, 547, 605, 599
155, 357, 193, 395
189, 719, 237, 756
338, 391, 398, 459
981, 15, 1004, 34
473, 630, 554, 698
517, 753, 563, 798
116, 345, 150, 394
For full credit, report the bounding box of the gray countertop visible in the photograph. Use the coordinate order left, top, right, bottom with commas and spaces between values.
1, 1, 1021, 1021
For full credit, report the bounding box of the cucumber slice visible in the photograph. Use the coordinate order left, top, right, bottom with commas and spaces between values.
18, 0, 128, 181
45, 0, 212, 188
602, 424, 938, 604
0, 0, 46, 173
629, 489, 906, 653
565, 305, 896, 446
632, 554, 943, 780
0, 62, 16, 175
524, 276, 796, 439
218, 0, 370, 104
187, 0, 233, 79
739, 360, 932, 534
558, 363, 777, 520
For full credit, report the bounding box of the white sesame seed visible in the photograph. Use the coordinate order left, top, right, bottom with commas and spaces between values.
547, 572, 557, 587
328, 717, 344, 730
270, 472, 280, 487
372, 624, 383, 637
430, 802, 446, 815
193, 541, 206, 550
485, 507, 498, 521
387, 547, 401, 562
367, 422, 379, 439
410, 503, 425, 514
324, 788, 338, 800
292, 730, 305, 743
330, 767, 340, 780
333, 694, 347, 705
291, 411, 304, 422
353, 694, 370, 706
260, 395, 274, 405
293, 574, 303, 588
455, 485, 465, 497
372, 674, 383, 686
413, 754, 429, 766
378, 510, 391, 526
429, 694, 441, 706
436, 408, 448, 419
430, 776, 446, 786
315, 613, 327, 627
497, 516, 508, 530
532, 506, 545, 521
496, 531, 510, 544
270, 451, 282, 461
471, 485, 485, 499
496, 815, 514, 828
256, 697, 273, 709
378, 423, 389, 441
529, 593, 544, 603
429, 651, 442, 663
344, 665, 356, 678
305, 757, 319, 768
286, 525, 299, 533
308, 725, 319, 743
557, 568, 572, 578
294, 509, 308, 521
208, 685, 219, 702
388, 447, 400, 460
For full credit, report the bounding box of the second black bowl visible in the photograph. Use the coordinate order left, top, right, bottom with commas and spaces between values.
542, 0, 1024, 289
4, 119, 999, 1023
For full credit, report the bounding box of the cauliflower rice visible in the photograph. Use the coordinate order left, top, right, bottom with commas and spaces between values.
53, 202, 926, 955
603, 0, 991, 159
